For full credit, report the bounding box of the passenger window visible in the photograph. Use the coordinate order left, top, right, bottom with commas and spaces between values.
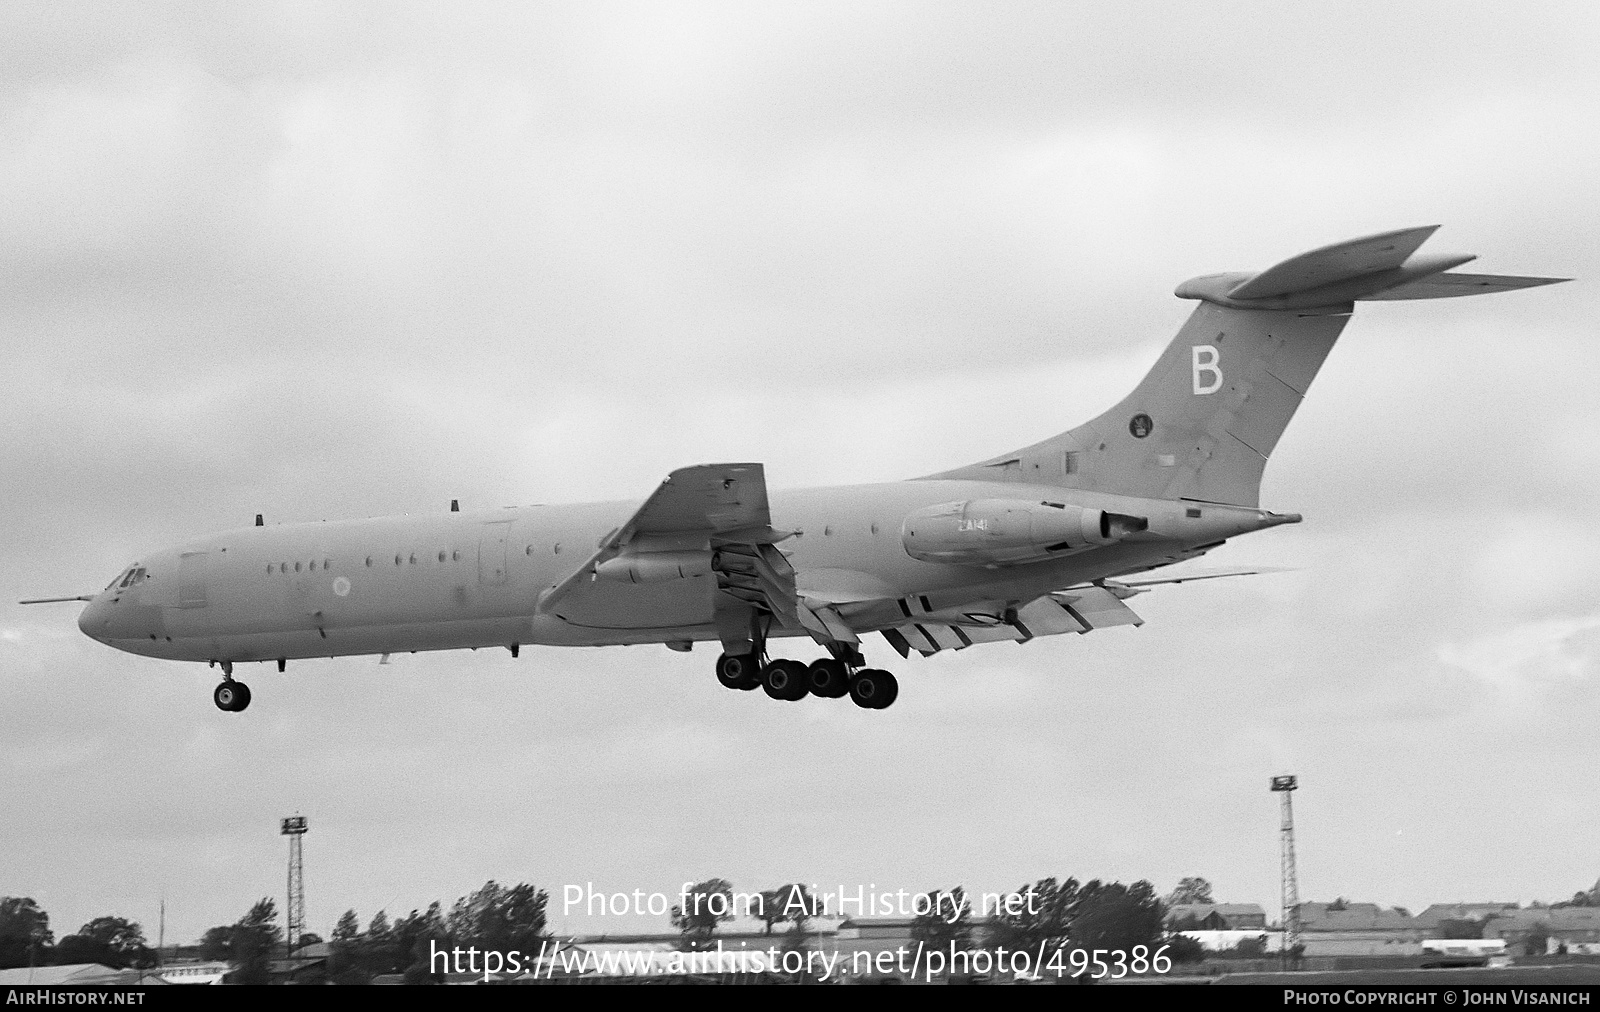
324, 558, 332, 569
294, 562, 302, 572
438, 550, 446, 563
409, 554, 416, 565
554, 543, 561, 554
267, 564, 274, 574
309, 560, 316, 571
394, 555, 402, 566
365, 557, 372, 567
452, 550, 460, 561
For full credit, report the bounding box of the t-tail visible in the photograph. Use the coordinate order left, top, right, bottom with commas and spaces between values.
929, 225, 1567, 507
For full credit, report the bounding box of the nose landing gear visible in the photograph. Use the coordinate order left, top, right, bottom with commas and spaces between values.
213, 679, 252, 712
209, 661, 250, 712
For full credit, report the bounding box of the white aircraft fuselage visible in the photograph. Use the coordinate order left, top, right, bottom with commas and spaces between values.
80, 480, 1280, 665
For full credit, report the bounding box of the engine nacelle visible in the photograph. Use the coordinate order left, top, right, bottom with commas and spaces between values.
901, 499, 1147, 567
594, 551, 712, 584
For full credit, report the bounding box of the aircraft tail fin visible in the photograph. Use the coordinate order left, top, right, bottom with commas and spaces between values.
929, 227, 1567, 507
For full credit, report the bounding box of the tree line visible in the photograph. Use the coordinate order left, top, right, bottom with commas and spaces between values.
2, 876, 1209, 980
17, 872, 1591, 980
0, 897, 153, 971
214, 881, 551, 984
672, 876, 1196, 964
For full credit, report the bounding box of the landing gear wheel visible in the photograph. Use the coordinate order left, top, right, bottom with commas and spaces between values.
762, 659, 810, 701
806, 659, 851, 698
848, 669, 898, 710
214, 681, 252, 712
715, 652, 762, 691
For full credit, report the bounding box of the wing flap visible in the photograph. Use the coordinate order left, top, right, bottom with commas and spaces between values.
1051, 586, 1144, 629
873, 587, 1147, 657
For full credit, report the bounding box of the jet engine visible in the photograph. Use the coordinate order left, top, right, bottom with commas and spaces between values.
901, 499, 1147, 567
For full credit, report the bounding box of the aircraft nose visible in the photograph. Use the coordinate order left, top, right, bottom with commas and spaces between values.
77, 597, 108, 640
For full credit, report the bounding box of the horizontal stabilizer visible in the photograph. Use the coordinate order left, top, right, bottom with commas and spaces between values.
1358, 272, 1570, 301
1176, 226, 1568, 310
1228, 225, 1439, 299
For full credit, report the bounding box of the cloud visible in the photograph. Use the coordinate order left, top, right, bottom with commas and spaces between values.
1438, 613, 1600, 691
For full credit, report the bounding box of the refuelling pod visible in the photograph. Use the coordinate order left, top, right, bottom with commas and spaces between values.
594, 550, 712, 584
901, 499, 1147, 567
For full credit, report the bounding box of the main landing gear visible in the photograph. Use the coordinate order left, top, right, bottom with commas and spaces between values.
211, 660, 251, 713
714, 652, 899, 710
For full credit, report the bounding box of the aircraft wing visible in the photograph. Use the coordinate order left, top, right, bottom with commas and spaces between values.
876, 567, 1289, 658
607, 462, 772, 544
537, 463, 797, 619
877, 586, 1142, 658
1096, 565, 1292, 591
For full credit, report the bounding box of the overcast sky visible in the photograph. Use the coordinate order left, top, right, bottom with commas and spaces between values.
3, 1, 1598, 946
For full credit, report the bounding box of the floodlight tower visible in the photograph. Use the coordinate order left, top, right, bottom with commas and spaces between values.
281, 815, 308, 955
1270, 776, 1301, 967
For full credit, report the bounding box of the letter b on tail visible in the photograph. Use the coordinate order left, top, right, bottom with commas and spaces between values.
1192, 345, 1222, 395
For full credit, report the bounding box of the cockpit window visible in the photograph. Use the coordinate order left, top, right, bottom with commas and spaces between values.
111, 567, 148, 591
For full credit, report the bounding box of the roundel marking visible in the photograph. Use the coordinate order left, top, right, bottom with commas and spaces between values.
332, 576, 351, 597
1129, 413, 1153, 439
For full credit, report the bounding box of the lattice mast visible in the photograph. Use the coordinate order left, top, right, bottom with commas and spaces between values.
281, 816, 308, 955
1270, 776, 1301, 963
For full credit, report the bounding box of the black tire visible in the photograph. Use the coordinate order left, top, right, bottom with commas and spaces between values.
871, 671, 897, 709
715, 652, 761, 691
213, 681, 249, 712
762, 659, 810, 701
849, 669, 899, 710
807, 659, 850, 698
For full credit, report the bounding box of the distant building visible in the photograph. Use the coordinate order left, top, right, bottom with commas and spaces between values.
1483, 907, 1600, 953
0, 964, 168, 986
1422, 938, 1506, 959
1412, 903, 1520, 934
835, 917, 917, 940
157, 961, 230, 984
1295, 902, 1424, 957
1179, 930, 1283, 953
1165, 904, 1266, 931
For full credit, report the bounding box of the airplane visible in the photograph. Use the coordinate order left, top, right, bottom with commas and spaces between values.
22, 225, 1566, 713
